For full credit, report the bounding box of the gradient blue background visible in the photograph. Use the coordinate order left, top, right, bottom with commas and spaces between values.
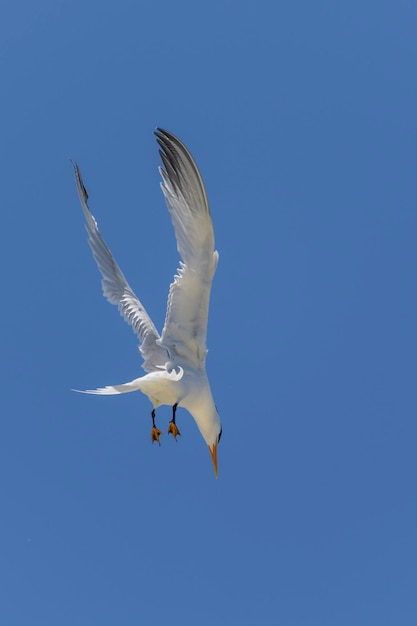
1, 1, 416, 624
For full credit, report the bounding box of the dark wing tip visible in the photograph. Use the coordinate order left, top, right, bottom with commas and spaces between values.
154, 128, 209, 212
154, 129, 189, 192
72, 161, 89, 203
154, 127, 175, 141
154, 129, 195, 166
154, 128, 184, 162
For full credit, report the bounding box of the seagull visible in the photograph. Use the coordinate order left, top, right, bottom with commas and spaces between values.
73, 129, 222, 477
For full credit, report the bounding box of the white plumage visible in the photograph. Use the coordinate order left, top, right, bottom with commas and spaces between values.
73, 129, 221, 477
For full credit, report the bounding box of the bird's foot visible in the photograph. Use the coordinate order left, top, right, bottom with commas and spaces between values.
168, 421, 181, 440
151, 426, 162, 445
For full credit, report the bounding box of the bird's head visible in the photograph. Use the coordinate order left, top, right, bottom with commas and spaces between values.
185, 391, 222, 478
207, 425, 222, 479
194, 407, 221, 478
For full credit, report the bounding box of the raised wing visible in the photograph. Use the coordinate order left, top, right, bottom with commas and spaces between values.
155, 129, 219, 369
73, 162, 167, 372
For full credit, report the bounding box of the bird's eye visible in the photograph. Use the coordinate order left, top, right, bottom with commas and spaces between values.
218, 427, 222, 443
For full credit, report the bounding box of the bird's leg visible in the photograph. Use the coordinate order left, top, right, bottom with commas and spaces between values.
151, 408, 162, 445
168, 403, 181, 440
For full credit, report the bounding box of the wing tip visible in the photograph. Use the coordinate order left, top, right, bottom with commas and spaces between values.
72, 161, 89, 204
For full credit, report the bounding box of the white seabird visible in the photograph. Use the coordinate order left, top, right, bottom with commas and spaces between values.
73, 129, 222, 477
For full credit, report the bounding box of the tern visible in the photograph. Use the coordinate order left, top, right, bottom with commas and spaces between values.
73, 129, 222, 477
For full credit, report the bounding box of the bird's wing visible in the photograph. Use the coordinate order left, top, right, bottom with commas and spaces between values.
155, 129, 219, 369
73, 162, 167, 372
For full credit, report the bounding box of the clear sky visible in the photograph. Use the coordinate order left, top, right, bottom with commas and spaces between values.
1, 1, 416, 624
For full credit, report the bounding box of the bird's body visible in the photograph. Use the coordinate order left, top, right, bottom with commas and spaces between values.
73, 129, 221, 476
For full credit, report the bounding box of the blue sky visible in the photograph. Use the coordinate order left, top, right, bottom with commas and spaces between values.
1, 1, 417, 624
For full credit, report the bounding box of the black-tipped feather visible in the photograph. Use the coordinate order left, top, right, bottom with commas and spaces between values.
154, 128, 210, 216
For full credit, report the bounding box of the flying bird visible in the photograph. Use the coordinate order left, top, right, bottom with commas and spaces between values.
73, 129, 221, 477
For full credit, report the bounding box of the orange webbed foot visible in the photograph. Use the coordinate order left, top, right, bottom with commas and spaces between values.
151, 426, 162, 445
168, 421, 181, 440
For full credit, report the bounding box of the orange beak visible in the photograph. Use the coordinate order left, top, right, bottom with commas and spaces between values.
208, 442, 219, 478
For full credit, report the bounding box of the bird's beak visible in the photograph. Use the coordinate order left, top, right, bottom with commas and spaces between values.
208, 442, 219, 478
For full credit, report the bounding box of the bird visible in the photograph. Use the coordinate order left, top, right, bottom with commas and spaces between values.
73, 129, 222, 477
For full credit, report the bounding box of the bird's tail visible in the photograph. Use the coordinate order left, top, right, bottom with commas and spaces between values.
72, 377, 144, 395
